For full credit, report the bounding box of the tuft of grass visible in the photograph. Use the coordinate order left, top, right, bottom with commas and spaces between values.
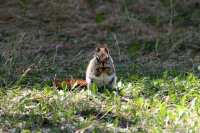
95, 13, 106, 24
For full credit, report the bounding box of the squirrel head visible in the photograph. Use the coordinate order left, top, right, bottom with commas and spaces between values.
95, 46, 110, 65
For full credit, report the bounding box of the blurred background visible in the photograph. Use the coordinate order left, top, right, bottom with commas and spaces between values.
0, 0, 200, 85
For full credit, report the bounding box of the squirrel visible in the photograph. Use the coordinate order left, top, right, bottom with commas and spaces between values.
86, 46, 117, 89
54, 46, 117, 90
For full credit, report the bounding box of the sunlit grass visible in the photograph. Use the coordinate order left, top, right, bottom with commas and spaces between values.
1, 72, 200, 132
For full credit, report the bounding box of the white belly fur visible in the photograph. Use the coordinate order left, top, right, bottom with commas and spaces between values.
93, 73, 115, 87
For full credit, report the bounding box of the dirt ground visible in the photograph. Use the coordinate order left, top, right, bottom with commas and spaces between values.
0, 0, 200, 83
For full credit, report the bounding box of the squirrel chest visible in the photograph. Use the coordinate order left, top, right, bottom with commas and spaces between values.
93, 67, 115, 86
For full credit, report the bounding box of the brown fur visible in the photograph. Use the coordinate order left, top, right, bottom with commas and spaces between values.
54, 79, 87, 89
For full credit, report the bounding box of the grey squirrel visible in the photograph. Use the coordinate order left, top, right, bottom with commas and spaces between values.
86, 46, 117, 89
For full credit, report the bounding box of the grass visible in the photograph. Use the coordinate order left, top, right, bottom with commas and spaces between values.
1, 71, 200, 132
1, 0, 200, 132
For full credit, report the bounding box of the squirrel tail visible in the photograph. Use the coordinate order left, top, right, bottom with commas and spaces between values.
53, 79, 87, 89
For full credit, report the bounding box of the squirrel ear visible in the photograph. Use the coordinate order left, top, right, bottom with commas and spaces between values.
105, 47, 109, 54
96, 47, 100, 52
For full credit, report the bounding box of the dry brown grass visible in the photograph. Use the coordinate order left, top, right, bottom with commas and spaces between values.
0, 0, 200, 82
